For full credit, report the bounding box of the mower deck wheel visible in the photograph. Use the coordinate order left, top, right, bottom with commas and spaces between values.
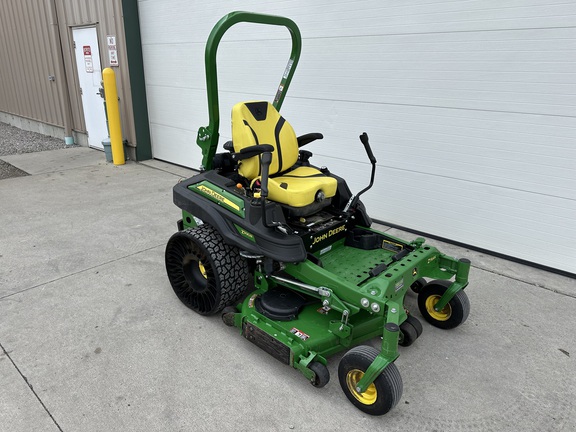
405, 314, 423, 337
338, 345, 403, 416
398, 321, 418, 347
410, 278, 427, 294
309, 361, 330, 388
165, 225, 249, 315
221, 306, 238, 327
417, 280, 470, 329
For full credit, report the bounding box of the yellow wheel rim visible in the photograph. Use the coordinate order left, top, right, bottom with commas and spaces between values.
425, 294, 451, 321
198, 261, 207, 279
346, 369, 377, 405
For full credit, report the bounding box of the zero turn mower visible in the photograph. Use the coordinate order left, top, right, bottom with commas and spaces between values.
165, 11, 471, 416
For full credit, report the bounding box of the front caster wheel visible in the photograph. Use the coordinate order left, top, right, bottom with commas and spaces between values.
338, 346, 403, 416
417, 280, 470, 329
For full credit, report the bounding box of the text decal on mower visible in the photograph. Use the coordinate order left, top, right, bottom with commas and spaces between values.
305, 221, 348, 253
235, 224, 256, 242
189, 181, 245, 218
311, 224, 346, 246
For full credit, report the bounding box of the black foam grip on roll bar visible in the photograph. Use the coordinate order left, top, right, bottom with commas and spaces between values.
360, 132, 377, 164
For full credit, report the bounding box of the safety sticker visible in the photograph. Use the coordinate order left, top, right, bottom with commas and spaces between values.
290, 327, 310, 341
282, 59, 294, 79
274, 84, 284, 104
381, 239, 403, 253
394, 280, 404, 292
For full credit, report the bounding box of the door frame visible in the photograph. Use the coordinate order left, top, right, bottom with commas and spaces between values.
70, 24, 108, 149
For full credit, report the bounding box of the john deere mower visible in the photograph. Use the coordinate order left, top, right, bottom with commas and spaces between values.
165, 11, 471, 416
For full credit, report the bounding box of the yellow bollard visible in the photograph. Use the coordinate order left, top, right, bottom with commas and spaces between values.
102, 68, 125, 165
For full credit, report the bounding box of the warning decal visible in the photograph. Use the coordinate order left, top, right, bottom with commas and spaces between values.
290, 327, 310, 341
83, 45, 93, 73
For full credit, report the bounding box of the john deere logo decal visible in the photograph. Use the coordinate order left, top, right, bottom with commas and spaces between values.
311, 225, 346, 245
189, 181, 245, 217
196, 185, 240, 211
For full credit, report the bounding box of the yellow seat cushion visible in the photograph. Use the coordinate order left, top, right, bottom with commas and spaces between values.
232, 101, 337, 208
265, 166, 338, 208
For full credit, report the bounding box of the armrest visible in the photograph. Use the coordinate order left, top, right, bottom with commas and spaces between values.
232, 144, 274, 161
297, 133, 323, 148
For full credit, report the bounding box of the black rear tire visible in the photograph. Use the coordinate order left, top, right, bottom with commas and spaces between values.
165, 225, 249, 315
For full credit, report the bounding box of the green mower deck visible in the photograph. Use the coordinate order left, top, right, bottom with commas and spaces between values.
229, 228, 470, 390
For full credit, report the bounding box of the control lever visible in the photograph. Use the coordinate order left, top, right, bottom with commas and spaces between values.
259, 150, 281, 229
360, 132, 377, 164
344, 133, 377, 212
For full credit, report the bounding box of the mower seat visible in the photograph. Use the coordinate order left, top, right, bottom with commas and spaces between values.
231, 101, 337, 214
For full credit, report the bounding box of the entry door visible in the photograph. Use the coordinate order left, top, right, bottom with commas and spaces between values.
72, 27, 108, 149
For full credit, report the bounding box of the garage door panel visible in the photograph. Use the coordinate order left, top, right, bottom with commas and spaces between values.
290, 30, 576, 117
138, 0, 231, 45
379, 150, 575, 200
146, 86, 200, 132
364, 169, 576, 271
282, 99, 576, 197
210, 1, 576, 40
149, 124, 199, 168
284, 97, 576, 144
141, 43, 203, 89
139, 1, 576, 273
216, 38, 293, 95
332, 159, 576, 242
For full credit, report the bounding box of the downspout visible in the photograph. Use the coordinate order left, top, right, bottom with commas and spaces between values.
47, 0, 74, 145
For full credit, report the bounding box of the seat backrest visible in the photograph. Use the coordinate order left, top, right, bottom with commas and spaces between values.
231, 101, 298, 180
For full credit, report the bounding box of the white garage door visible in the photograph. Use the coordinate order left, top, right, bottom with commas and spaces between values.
139, 0, 576, 275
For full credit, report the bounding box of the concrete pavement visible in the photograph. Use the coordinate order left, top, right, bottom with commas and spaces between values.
1, 147, 575, 431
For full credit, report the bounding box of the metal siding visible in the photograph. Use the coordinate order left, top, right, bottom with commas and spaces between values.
139, 0, 576, 274
0, 0, 63, 126
0, 7, 20, 115
0, 0, 135, 147
33, 0, 62, 123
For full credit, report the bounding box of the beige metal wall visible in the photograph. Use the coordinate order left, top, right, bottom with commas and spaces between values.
0, 0, 136, 147
0, 0, 64, 127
